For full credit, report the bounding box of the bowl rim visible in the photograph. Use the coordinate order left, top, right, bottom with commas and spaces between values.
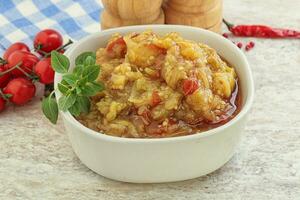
55, 24, 254, 143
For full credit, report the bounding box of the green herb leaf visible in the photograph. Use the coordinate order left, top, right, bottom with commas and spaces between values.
57, 83, 69, 95
68, 96, 90, 116
68, 101, 81, 116
82, 65, 100, 82
76, 96, 90, 113
73, 64, 84, 75
57, 80, 70, 94
84, 56, 96, 66
58, 93, 76, 111
77, 76, 88, 87
42, 95, 58, 124
4, 94, 12, 98
51, 51, 70, 73
75, 87, 82, 94
81, 81, 104, 96
75, 52, 96, 65
42, 51, 106, 124
62, 74, 78, 86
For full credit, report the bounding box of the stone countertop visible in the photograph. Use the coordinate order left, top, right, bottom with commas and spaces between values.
0, 0, 300, 199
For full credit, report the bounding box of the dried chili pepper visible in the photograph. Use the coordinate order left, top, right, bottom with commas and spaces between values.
223, 19, 300, 38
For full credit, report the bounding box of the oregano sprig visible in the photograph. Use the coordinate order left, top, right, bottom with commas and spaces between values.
42, 51, 104, 124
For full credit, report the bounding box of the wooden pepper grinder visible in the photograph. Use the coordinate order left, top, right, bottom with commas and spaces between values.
101, 0, 165, 30
164, 0, 223, 33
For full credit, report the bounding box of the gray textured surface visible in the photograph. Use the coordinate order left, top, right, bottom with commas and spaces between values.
0, 0, 300, 199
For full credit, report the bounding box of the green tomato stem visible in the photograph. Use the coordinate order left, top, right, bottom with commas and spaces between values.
48, 90, 56, 99
38, 49, 49, 56
34, 44, 49, 57
43, 39, 74, 58
0, 57, 7, 65
0, 89, 11, 101
14, 65, 37, 80
0, 62, 22, 76
223, 19, 234, 31
58, 39, 73, 51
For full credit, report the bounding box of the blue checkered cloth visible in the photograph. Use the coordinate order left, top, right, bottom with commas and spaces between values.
0, 0, 103, 55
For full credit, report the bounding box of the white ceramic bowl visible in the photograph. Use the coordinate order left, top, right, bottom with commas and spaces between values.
54, 25, 254, 183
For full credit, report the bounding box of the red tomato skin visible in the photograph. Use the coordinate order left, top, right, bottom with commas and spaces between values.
7, 51, 39, 77
147, 44, 167, 55
0, 97, 5, 112
34, 58, 55, 84
183, 79, 199, 96
34, 29, 63, 54
106, 37, 127, 58
3, 78, 36, 105
3, 42, 30, 60
0, 66, 11, 88
151, 91, 161, 107
141, 109, 152, 125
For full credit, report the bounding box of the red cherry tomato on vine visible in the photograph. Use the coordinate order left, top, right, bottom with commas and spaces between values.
3, 78, 36, 105
0, 65, 11, 88
7, 50, 39, 77
183, 79, 199, 96
3, 42, 30, 60
34, 58, 55, 84
34, 29, 63, 54
0, 96, 6, 112
1, 64, 9, 70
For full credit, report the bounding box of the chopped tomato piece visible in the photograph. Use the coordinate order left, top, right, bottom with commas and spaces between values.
150, 91, 161, 107
146, 122, 164, 135
141, 109, 151, 125
147, 44, 167, 55
168, 118, 177, 125
106, 37, 127, 58
183, 79, 199, 96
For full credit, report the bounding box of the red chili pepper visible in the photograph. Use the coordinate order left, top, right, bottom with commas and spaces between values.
223, 19, 300, 38
236, 42, 243, 49
222, 33, 229, 38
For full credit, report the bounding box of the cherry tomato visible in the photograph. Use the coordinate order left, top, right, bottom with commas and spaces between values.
106, 37, 127, 58
183, 79, 199, 96
0, 65, 11, 88
34, 29, 63, 54
3, 42, 30, 60
0, 96, 6, 112
150, 91, 161, 107
34, 58, 55, 84
3, 78, 36, 105
7, 50, 39, 77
